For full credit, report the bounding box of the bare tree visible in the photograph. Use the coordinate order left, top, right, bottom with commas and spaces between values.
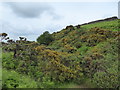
0, 33, 8, 42
19, 37, 27, 41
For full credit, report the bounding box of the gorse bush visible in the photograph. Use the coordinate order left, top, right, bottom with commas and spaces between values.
92, 65, 118, 88
2, 19, 119, 88
82, 39, 119, 88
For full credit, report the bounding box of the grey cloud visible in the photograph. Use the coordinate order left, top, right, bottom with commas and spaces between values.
2, 21, 37, 38
6, 2, 59, 18
48, 11, 63, 20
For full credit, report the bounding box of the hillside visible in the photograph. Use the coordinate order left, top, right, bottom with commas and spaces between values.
49, 17, 119, 50
1, 17, 119, 88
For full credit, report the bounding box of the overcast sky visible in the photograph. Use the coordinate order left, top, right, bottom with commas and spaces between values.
0, 1, 119, 41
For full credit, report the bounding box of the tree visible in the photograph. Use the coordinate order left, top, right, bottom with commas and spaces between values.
37, 31, 54, 45
19, 37, 27, 41
0, 33, 8, 42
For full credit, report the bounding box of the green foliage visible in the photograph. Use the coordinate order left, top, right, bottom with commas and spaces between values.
0, 69, 1, 89
2, 19, 119, 88
2, 41, 84, 87
92, 68, 118, 88
2, 52, 17, 70
82, 39, 119, 88
37, 31, 54, 45
35, 46, 83, 82
78, 45, 91, 55
74, 42, 82, 48
3, 69, 55, 88
2, 69, 38, 88
58, 82, 79, 88
91, 52, 119, 88
81, 20, 119, 31
40, 77, 55, 88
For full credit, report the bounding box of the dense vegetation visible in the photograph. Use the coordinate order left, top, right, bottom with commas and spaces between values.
37, 31, 54, 45
1, 17, 119, 88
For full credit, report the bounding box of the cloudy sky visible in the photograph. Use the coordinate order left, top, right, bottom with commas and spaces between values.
0, 1, 119, 41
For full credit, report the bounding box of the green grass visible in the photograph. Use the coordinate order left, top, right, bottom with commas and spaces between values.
2, 52, 38, 88
58, 81, 94, 88
2, 69, 38, 88
2, 52, 16, 70
58, 82, 79, 88
78, 45, 91, 55
0, 68, 2, 89
81, 20, 119, 31
2, 52, 14, 59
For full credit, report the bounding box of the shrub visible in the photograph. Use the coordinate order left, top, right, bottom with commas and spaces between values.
92, 69, 118, 88
37, 31, 54, 45
2, 69, 38, 88
74, 42, 82, 48
2, 52, 17, 70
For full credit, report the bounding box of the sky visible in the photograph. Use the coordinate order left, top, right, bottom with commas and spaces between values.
0, 1, 119, 41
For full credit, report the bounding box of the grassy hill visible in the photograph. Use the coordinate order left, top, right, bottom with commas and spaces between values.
2, 17, 119, 88
49, 18, 119, 51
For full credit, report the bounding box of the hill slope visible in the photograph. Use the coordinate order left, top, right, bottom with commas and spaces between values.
49, 17, 119, 51
2, 17, 119, 88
